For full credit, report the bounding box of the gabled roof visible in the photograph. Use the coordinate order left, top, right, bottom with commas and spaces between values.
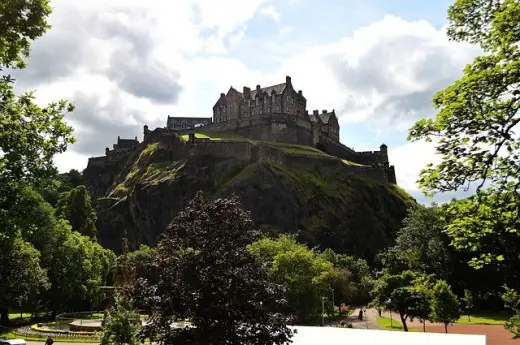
250, 83, 286, 99
318, 111, 336, 124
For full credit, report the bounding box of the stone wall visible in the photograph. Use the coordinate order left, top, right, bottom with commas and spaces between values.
189, 140, 253, 161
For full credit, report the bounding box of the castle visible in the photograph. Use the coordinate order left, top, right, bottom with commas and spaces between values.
89, 76, 397, 185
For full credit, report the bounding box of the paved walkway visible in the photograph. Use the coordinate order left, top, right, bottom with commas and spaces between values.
347, 308, 383, 330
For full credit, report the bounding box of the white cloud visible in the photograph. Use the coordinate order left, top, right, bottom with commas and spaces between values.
259, 5, 281, 23
13, 3, 483, 201
277, 15, 481, 130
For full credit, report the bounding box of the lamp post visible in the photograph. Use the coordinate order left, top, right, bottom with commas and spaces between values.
330, 288, 335, 317
321, 296, 325, 326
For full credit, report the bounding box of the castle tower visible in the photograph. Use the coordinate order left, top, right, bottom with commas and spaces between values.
380, 143, 388, 163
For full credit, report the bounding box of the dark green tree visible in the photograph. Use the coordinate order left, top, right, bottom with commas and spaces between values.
0, 237, 49, 324
370, 270, 434, 332
56, 185, 97, 239
408, 0, 520, 268
429, 280, 461, 334
127, 193, 294, 345
391, 205, 450, 278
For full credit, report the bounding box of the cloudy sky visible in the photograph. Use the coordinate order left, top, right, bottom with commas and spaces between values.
11, 0, 483, 204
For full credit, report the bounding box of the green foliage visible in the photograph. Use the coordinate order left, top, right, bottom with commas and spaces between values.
249, 235, 334, 323
319, 248, 374, 305
387, 205, 450, 278
0, 0, 52, 69
444, 192, 520, 268
100, 294, 141, 345
408, 0, 520, 267
370, 270, 434, 332
56, 185, 97, 239
461, 289, 474, 320
504, 314, 520, 339
0, 236, 49, 323
502, 285, 520, 312
128, 192, 294, 345
429, 280, 461, 333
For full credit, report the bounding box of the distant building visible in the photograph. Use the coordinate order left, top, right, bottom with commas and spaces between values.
166, 116, 212, 131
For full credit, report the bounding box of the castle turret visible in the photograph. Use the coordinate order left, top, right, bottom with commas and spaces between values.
105, 147, 110, 156
380, 143, 388, 163
286, 76, 292, 85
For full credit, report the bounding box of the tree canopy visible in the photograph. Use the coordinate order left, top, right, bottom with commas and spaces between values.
127, 193, 294, 345
408, 0, 520, 268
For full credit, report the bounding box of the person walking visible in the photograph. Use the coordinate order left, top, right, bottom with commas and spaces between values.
45, 336, 54, 345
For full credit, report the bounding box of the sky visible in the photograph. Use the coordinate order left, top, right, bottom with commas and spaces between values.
10, 0, 484, 204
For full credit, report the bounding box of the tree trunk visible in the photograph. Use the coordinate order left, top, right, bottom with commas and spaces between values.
444, 323, 448, 333
0, 307, 9, 326
399, 313, 408, 332
423, 319, 425, 332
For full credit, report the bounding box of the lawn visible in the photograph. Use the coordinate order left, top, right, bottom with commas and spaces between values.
456, 312, 510, 325
376, 316, 418, 332
3, 332, 99, 343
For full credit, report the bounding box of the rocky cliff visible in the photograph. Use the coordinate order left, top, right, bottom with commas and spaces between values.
84, 139, 415, 261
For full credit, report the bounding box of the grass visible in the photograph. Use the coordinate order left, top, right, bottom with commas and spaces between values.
376, 316, 419, 332
456, 312, 510, 325
341, 159, 364, 167
180, 133, 222, 141
3, 331, 99, 343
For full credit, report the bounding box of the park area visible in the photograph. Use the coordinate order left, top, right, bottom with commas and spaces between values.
374, 310, 520, 345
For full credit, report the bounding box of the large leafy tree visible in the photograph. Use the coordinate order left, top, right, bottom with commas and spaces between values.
0, 0, 75, 324
370, 270, 434, 332
408, 0, 520, 268
56, 185, 97, 239
249, 235, 334, 323
127, 193, 294, 345
385, 205, 450, 278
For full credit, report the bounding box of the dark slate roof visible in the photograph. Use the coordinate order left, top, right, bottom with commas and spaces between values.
250, 83, 286, 99
318, 112, 336, 124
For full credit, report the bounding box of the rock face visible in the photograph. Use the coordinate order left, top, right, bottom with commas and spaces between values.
84, 141, 414, 261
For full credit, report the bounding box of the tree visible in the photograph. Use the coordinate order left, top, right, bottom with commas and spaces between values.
501, 286, 520, 338
408, 0, 520, 268
0, 0, 52, 69
320, 248, 374, 305
391, 205, 450, 278
100, 293, 141, 345
0, 237, 49, 324
56, 185, 97, 239
249, 235, 334, 323
370, 270, 434, 332
127, 193, 294, 345
461, 289, 474, 322
430, 280, 461, 334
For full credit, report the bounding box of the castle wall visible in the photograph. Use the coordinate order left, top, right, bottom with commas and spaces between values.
189, 140, 253, 161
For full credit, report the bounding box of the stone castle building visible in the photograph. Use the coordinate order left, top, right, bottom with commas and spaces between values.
89, 76, 397, 185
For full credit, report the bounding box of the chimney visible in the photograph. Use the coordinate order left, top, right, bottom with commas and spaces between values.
322, 110, 327, 114
298, 90, 302, 96
220, 93, 225, 98
135, 136, 138, 141
313, 110, 319, 115
117, 135, 120, 141
286, 76, 292, 84
256, 84, 261, 91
